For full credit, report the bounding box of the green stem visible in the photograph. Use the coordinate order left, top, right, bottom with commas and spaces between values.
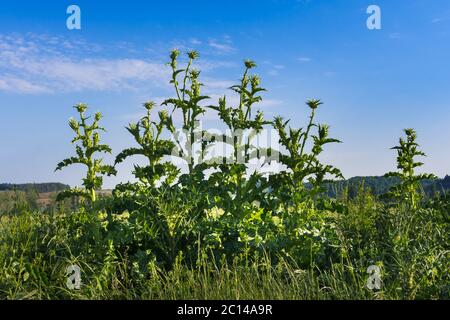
299, 109, 316, 158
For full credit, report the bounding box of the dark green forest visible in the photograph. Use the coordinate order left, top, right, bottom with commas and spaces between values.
0, 183, 69, 193
322, 175, 450, 198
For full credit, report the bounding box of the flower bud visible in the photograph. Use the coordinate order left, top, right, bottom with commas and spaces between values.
143, 101, 156, 111
187, 50, 199, 60
244, 59, 257, 69
306, 99, 323, 110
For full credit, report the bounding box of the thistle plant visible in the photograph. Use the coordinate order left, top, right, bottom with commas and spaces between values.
205, 60, 271, 214
115, 101, 179, 187
209, 60, 269, 164
385, 128, 437, 209
273, 99, 343, 198
162, 50, 209, 173
55, 104, 116, 202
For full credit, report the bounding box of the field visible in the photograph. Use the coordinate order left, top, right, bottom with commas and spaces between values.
0, 51, 449, 300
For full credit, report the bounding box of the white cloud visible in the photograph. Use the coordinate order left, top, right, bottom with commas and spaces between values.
0, 76, 51, 94
0, 34, 171, 94
430, 17, 450, 24
208, 39, 236, 54
203, 78, 235, 90
29, 58, 169, 92
389, 33, 401, 39
259, 99, 283, 108
262, 61, 285, 76
298, 57, 312, 63
190, 38, 202, 45
0, 33, 240, 95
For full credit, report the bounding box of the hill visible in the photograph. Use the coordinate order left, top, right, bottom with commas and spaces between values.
322, 175, 450, 198
0, 183, 69, 193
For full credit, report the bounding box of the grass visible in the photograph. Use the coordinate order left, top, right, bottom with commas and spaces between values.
1, 195, 448, 300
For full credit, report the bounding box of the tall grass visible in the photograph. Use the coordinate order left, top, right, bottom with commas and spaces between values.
1, 194, 448, 300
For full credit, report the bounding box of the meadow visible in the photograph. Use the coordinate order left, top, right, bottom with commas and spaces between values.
0, 51, 449, 300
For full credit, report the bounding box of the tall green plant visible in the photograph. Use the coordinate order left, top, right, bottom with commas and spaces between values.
385, 128, 436, 208
55, 104, 116, 202
209, 60, 269, 163
204, 60, 271, 213
273, 99, 343, 199
162, 50, 209, 173
115, 101, 179, 187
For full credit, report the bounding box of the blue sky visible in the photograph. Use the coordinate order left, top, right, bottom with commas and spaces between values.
0, 0, 449, 188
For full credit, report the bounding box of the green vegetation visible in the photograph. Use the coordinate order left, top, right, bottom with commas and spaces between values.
322, 176, 450, 199
55, 104, 116, 203
0, 183, 69, 193
0, 52, 448, 300
385, 128, 437, 209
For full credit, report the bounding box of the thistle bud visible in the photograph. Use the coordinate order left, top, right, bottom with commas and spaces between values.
404, 128, 416, 138
187, 50, 199, 60
75, 103, 88, 114
170, 49, 180, 61
141, 118, 149, 128
274, 116, 284, 129
69, 118, 79, 131
158, 110, 168, 122
190, 69, 200, 79
143, 101, 156, 111
170, 49, 180, 69
128, 123, 138, 133
306, 99, 323, 110
93, 132, 100, 145
244, 59, 257, 69
250, 75, 260, 89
